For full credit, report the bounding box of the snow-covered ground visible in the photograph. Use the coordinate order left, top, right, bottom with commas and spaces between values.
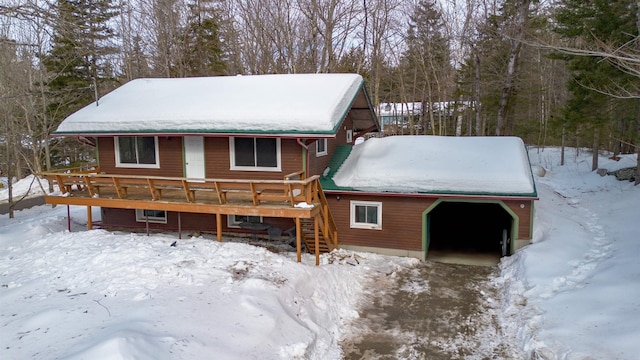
1, 147, 638, 359
498, 147, 639, 359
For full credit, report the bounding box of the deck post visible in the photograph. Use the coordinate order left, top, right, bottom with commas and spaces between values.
87, 206, 92, 230
178, 211, 182, 239
314, 216, 320, 266
67, 205, 71, 231
296, 218, 302, 262
216, 213, 222, 242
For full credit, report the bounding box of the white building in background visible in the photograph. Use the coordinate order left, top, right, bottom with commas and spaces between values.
377, 101, 474, 135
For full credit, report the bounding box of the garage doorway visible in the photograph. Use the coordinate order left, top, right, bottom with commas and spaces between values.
423, 200, 517, 265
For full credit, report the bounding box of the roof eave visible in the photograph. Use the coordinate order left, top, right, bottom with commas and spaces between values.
52, 129, 342, 138
322, 188, 539, 201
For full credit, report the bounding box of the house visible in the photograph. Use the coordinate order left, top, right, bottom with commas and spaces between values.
43, 73, 378, 265
42, 73, 537, 264
378, 101, 473, 135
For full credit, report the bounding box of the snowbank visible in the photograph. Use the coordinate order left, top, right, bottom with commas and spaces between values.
496, 147, 639, 359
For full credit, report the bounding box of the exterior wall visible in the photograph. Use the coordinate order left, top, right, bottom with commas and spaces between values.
100, 208, 295, 235
97, 136, 305, 180
502, 199, 534, 240
325, 193, 431, 252
308, 116, 354, 176
204, 137, 304, 180
97, 137, 184, 177
325, 193, 535, 254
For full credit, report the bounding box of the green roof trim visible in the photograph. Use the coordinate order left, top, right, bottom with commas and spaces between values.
319, 145, 355, 191
53, 128, 341, 136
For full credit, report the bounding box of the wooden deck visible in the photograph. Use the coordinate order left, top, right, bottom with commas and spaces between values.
40, 167, 338, 265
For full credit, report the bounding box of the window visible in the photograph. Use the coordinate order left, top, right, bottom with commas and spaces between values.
316, 139, 327, 156
227, 215, 263, 228
350, 201, 382, 230
135, 209, 167, 224
115, 136, 160, 168
230, 137, 281, 171
346, 130, 353, 143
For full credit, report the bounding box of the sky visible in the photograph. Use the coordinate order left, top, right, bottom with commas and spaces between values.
1, 145, 639, 359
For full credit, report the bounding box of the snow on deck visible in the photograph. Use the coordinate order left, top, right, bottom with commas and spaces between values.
332, 135, 536, 196
55, 74, 363, 135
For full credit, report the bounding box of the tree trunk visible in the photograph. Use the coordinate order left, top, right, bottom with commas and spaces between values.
561, 125, 565, 166
635, 97, 640, 185
5, 120, 14, 219
592, 127, 599, 171
474, 47, 482, 135
635, 0, 640, 185
496, 0, 531, 136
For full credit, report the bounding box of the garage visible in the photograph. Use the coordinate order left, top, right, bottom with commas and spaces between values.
427, 201, 514, 260
323, 135, 538, 262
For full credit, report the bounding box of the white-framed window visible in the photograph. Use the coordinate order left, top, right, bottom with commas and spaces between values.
350, 201, 382, 230
115, 136, 160, 168
135, 209, 167, 224
346, 130, 353, 143
229, 137, 281, 171
227, 215, 263, 228
316, 138, 327, 157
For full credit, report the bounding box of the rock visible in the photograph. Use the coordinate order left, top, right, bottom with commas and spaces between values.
531, 165, 546, 177
596, 168, 608, 177
615, 167, 637, 182
608, 167, 637, 182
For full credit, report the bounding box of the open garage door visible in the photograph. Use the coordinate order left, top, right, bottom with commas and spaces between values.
425, 201, 516, 264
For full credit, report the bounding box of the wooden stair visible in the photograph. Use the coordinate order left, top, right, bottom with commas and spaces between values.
295, 178, 339, 265
300, 218, 331, 254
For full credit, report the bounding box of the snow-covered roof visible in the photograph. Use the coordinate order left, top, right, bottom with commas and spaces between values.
54, 74, 378, 136
327, 135, 536, 197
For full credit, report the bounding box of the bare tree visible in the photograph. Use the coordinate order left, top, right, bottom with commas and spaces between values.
296, 0, 360, 72
495, 0, 533, 136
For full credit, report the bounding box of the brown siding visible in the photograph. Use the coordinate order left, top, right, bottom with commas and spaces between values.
326, 194, 535, 252
326, 194, 431, 251
101, 208, 295, 235
98, 136, 304, 180
308, 116, 354, 176
205, 137, 303, 180
503, 199, 533, 240
97, 137, 184, 177
101, 208, 217, 232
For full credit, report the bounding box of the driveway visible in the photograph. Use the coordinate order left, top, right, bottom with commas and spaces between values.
340, 261, 522, 359
0, 196, 45, 215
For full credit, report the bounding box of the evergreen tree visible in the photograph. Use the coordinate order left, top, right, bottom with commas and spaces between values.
555, 0, 639, 169
400, 0, 452, 135
43, 0, 119, 117
181, 0, 225, 77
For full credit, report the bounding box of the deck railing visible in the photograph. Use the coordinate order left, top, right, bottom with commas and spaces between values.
40, 169, 321, 207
